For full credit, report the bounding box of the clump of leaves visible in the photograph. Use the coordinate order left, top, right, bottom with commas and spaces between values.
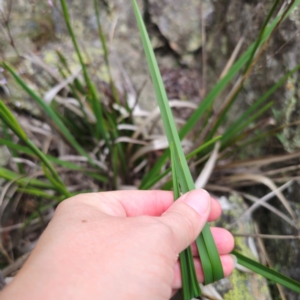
0, 0, 300, 298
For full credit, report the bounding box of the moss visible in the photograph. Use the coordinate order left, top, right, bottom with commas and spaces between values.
211, 194, 271, 299
224, 270, 255, 300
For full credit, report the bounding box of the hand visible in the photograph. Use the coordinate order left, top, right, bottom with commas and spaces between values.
0, 190, 235, 300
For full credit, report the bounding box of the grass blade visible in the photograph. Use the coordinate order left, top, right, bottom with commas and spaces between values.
56, 50, 85, 94
0, 167, 54, 190
222, 62, 300, 145
0, 138, 108, 183
232, 250, 300, 293
181, 0, 298, 140
243, 0, 280, 74
16, 187, 63, 200
132, 0, 223, 291
94, 0, 120, 105
140, 0, 300, 187
206, 0, 282, 141
223, 101, 274, 147
0, 100, 71, 197
171, 143, 201, 299
1, 120, 25, 174
59, 0, 108, 143
142, 136, 222, 190
1, 64, 98, 168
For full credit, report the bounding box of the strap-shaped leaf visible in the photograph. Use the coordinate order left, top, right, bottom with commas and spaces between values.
60, 0, 108, 143
171, 143, 201, 299
0, 101, 27, 140
139, 0, 300, 189
131, 0, 224, 294
0, 99, 70, 197
142, 136, 222, 190
2, 63, 96, 167
232, 251, 300, 294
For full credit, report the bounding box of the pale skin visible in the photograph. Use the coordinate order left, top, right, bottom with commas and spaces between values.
0, 189, 235, 300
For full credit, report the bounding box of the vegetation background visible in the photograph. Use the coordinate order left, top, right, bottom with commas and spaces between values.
0, 0, 300, 299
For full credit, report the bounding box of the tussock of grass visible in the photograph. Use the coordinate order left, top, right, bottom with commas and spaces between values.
0, 0, 300, 298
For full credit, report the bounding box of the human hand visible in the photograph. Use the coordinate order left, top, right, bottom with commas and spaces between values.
0, 190, 235, 300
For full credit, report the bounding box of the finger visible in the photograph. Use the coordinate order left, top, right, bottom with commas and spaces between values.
160, 189, 211, 253
172, 255, 235, 289
208, 197, 222, 221
190, 227, 234, 256
104, 191, 220, 218
71, 190, 175, 217
75, 190, 221, 219
104, 190, 175, 217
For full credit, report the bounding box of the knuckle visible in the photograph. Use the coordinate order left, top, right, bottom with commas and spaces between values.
159, 221, 174, 238
147, 216, 172, 234
55, 198, 71, 212
143, 217, 174, 241
55, 193, 90, 212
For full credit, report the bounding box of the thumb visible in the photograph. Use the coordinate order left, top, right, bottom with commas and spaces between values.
160, 189, 211, 253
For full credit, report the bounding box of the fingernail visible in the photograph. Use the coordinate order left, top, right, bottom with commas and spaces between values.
183, 190, 211, 216
230, 254, 238, 268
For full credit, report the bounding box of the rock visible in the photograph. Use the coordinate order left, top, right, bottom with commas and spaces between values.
148, 0, 214, 55
213, 194, 272, 300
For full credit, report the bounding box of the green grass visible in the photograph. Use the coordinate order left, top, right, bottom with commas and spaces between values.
132, 1, 223, 295
0, 0, 300, 298
131, 0, 300, 297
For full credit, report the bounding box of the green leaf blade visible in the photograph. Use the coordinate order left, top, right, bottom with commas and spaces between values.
232, 250, 300, 294
132, 0, 224, 294
2, 64, 97, 168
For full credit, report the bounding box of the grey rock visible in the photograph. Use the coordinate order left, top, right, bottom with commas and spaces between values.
212, 194, 272, 300
148, 0, 214, 55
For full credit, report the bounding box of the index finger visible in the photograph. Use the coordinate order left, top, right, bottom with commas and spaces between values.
85, 190, 221, 220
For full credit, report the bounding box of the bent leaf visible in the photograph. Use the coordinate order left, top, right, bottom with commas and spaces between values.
131, 1, 224, 297
232, 250, 300, 294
